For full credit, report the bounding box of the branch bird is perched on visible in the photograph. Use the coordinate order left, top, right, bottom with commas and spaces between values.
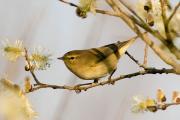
58, 36, 138, 83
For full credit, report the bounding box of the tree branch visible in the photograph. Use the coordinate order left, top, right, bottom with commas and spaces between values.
28, 68, 175, 93
118, 0, 165, 41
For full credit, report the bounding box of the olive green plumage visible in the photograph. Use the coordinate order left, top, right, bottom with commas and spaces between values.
58, 37, 137, 80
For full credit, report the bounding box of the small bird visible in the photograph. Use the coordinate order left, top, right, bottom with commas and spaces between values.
58, 36, 138, 83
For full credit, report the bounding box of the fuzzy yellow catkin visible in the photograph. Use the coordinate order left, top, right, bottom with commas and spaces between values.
157, 88, 166, 103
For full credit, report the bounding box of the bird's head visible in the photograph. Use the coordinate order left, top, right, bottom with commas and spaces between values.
58, 50, 83, 66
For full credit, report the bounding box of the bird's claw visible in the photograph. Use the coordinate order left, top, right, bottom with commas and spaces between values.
74, 85, 81, 93
108, 79, 115, 85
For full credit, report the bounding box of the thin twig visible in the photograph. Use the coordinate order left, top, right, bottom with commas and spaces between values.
166, 2, 180, 26
143, 43, 148, 67
130, 16, 165, 40
160, 0, 170, 40
160, 0, 168, 23
58, 0, 78, 7
125, 51, 146, 69
118, 0, 144, 22
165, 102, 180, 108
165, 1, 180, 43
147, 102, 180, 112
24, 48, 43, 85
28, 68, 175, 93
58, 0, 122, 17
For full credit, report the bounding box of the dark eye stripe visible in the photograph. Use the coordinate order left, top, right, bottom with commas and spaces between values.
104, 44, 120, 59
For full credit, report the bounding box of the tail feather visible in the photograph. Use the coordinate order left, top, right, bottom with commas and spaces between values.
116, 36, 138, 56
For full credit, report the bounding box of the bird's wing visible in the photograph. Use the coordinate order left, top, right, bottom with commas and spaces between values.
88, 43, 119, 68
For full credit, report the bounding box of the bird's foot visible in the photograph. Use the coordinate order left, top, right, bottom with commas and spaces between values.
108, 69, 116, 85
108, 78, 115, 85
74, 85, 82, 93
94, 79, 99, 83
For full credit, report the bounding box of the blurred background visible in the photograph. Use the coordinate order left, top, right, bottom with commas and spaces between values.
0, 0, 179, 120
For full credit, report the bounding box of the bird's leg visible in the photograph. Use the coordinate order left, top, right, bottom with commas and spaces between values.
94, 79, 99, 83
108, 69, 116, 85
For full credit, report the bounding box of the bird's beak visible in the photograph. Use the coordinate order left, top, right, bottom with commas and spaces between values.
57, 56, 64, 60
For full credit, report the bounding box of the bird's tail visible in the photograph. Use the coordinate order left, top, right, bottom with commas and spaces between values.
116, 35, 139, 56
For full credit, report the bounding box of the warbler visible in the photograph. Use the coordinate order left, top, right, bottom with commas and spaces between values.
58, 36, 138, 83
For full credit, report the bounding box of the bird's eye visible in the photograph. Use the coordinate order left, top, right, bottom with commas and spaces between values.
70, 57, 75, 60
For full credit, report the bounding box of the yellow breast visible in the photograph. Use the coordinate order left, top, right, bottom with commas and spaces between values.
71, 53, 118, 80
